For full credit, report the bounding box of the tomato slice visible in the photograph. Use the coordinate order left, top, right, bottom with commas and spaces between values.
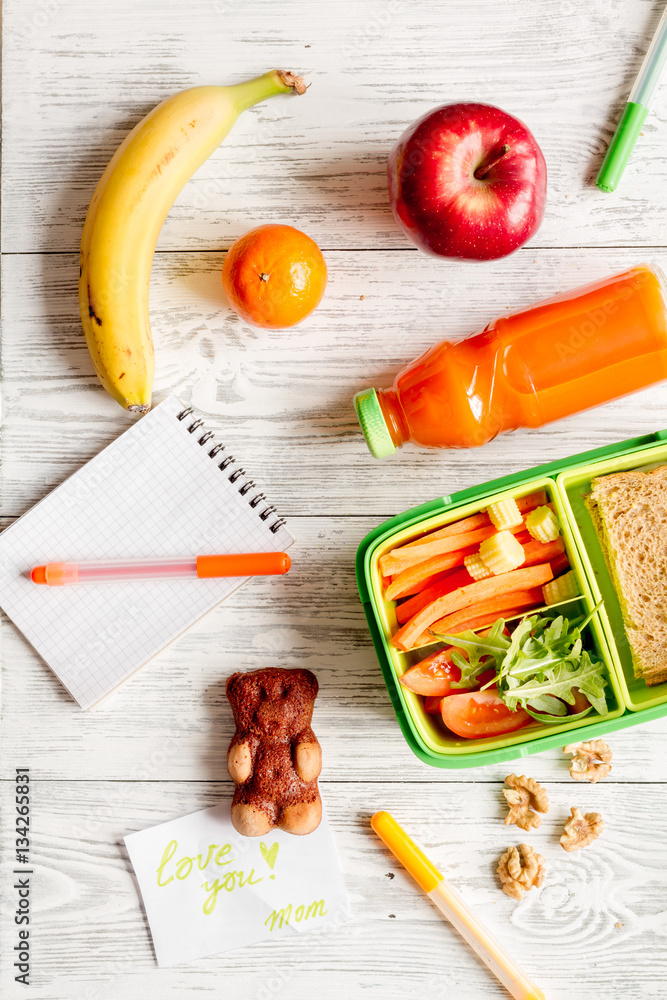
440, 689, 532, 739
569, 687, 591, 715
400, 649, 461, 696
474, 667, 498, 689
423, 695, 444, 714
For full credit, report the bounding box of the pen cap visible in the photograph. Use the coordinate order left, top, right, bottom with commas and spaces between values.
596, 102, 648, 192
371, 811, 442, 892
196, 552, 291, 577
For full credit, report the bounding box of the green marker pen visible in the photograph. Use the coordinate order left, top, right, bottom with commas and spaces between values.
596, 5, 667, 193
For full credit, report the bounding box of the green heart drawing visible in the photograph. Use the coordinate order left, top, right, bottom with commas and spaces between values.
259, 842, 279, 870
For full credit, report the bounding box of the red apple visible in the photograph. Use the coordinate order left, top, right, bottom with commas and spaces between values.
387, 102, 547, 261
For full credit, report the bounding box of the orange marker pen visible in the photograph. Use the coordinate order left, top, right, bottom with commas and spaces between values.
371, 812, 546, 1000
30, 552, 291, 586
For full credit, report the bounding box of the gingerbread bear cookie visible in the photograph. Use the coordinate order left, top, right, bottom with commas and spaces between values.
225, 667, 322, 837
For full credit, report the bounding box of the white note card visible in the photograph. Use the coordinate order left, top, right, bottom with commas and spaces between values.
124, 800, 351, 967
0, 396, 292, 708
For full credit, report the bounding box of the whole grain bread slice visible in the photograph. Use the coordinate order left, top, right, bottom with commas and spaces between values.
586, 465, 667, 685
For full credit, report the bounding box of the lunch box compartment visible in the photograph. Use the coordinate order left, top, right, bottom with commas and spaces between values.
557, 444, 667, 712
357, 427, 667, 768
360, 477, 624, 768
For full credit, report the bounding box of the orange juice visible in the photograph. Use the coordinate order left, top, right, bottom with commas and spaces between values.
354, 266, 667, 456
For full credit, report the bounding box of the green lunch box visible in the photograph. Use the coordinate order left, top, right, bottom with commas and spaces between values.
356, 427, 667, 768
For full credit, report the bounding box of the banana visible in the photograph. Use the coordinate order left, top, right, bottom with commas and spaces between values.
79, 70, 306, 413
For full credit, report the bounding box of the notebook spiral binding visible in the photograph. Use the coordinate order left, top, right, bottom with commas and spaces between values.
177, 407, 286, 534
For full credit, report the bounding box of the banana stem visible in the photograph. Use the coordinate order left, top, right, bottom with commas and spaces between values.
229, 70, 306, 113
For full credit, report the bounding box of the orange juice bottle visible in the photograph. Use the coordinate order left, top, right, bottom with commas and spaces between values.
354, 265, 667, 457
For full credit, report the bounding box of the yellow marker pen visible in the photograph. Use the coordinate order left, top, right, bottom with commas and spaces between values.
371, 811, 546, 1000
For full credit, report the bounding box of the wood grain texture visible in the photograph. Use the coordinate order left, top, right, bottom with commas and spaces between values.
4, 511, 667, 783
3, 0, 667, 253
3, 1, 667, 998
2, 779, 667, 1000
4, 247, 667, 518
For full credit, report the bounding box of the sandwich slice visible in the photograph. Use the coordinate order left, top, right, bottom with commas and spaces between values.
586, 465, 667, 686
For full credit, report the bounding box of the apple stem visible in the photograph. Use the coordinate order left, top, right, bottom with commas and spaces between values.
474, 144, 511, 180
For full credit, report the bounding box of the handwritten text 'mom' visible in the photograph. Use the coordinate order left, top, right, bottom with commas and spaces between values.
265, 900, 328, 932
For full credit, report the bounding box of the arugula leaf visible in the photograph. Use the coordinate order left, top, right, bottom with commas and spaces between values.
500, 651, 607, 716
524, 694, 568, 717
433, 606, 609, 723
526, 704, 594, 724
430, 619, 508, 689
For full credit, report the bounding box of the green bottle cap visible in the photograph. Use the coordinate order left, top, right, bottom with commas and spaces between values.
354, 388, 396, 459
596, 101, 649, 193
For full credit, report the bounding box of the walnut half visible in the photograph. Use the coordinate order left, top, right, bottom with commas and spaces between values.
563, 740, 612, 783
503, 774, 549, 831
560, 807, 604, 852
497, 843, 545, 900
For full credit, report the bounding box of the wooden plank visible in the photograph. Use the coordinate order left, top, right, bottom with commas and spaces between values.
1, 513, 664, 783
3, 248, 667, 518
0, 778, 663, 999
2, 0, 667, 253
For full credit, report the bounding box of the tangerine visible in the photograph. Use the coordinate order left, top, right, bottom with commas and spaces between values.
222, 224, 327, 328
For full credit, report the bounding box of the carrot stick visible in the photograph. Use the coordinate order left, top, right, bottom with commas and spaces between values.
413, 603, 536, 647
416, 587, 544, 645
385, 546, 478, 601
391, 563, 554, 651
522, 536, 564, 566
550, 552, 570, 577
392, 569, 454, 599
395, 568, 474, 624
516, 491, 547, 512
398, 491, 548, 552
391, 527, 562, 607
401, 512, 490, 548
381, 517, 532, 577
380, 524, 500, 576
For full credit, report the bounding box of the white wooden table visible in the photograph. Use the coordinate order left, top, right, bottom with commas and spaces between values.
3, 1, 667, 997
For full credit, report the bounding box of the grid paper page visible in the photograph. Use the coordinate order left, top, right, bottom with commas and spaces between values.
0, 396, 292, 709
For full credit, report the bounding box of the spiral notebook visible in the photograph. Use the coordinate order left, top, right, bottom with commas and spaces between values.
0, 396, 293, 709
